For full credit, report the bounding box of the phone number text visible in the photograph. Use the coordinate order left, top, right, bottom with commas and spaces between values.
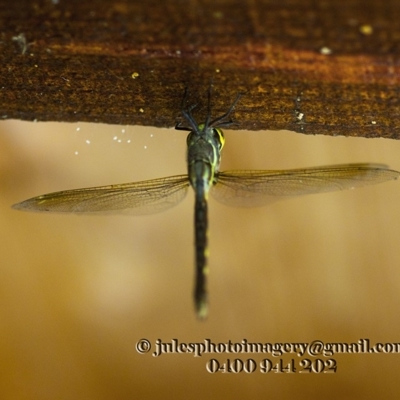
206, 358, 337, 374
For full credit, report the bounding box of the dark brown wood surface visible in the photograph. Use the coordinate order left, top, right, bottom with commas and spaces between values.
1, 0, 400, 138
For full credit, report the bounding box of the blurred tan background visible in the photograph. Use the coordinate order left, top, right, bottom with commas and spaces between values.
1, 119, 400, 399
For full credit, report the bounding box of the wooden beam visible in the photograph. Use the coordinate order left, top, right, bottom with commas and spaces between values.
1, 0, 400, 139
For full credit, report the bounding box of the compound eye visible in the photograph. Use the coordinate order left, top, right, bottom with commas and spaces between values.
186, 132, 194, 146
213, 128, 225, 150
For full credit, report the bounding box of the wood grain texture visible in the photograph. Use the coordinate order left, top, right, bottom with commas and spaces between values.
1, 0, 400, 138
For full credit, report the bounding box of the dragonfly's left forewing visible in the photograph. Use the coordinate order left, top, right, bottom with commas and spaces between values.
212, 164, 399, 207
13, 175, 190, 215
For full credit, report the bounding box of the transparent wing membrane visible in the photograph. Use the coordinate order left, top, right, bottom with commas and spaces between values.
211, 164, 399, 207
13, 175, 190, 215
13, 164, 399, 213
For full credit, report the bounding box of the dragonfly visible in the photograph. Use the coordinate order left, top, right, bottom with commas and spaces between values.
13, 88, 400, 319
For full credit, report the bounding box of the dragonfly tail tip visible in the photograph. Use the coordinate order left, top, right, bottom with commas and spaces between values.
195, 298, 209, 320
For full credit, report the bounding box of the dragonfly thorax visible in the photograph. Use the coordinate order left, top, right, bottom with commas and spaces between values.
186, 125, 225, 192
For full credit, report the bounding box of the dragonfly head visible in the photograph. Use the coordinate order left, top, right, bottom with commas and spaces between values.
186, 124, 225, 151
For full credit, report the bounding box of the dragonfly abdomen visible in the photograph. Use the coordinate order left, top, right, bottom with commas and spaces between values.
194, 193, 209, 319
189, 160, 214, 319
